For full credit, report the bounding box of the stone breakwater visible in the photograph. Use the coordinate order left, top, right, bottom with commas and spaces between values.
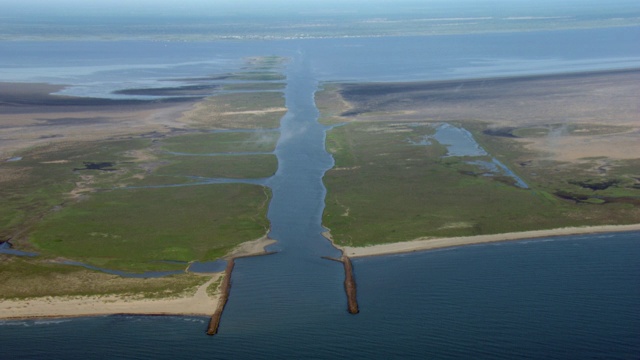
207, 259, 235, 336
323, 255, 360, 314
342, 256, 359, 314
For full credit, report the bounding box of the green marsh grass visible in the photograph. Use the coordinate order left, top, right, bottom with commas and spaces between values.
0, 60, 287, 298
227, 72, 285, 81
2, 133, 276, 272
183, 91, 286, 129
30, 184, 271, 272
162, 132, 279, 154
0, 255, 208, 299
221, 83, 285, 91
0, 139, 150, 244
323, 122, 640, 247
155, 154, 277, 179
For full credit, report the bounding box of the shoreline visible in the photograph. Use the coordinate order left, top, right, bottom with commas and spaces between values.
326, 224, 640, 258
335, 67, 640, 89
0, 273, 223, 321
0, 236, 276, 321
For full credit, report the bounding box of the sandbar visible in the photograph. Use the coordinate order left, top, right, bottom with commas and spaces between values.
223, 236, 276, 259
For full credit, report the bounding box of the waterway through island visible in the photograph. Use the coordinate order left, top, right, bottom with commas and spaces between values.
219, 52, 347, 333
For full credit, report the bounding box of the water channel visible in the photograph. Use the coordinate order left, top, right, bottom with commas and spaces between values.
217, 52, 346, 335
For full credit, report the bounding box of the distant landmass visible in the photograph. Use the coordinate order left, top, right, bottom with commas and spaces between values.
2, 0, 639, 40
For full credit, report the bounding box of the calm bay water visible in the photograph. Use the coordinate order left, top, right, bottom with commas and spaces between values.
1, 27, 640, 95
1, 27, 640, 358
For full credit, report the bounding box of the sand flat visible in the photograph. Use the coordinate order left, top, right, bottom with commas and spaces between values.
0, 81, 199, 158
334, 69, 640, 163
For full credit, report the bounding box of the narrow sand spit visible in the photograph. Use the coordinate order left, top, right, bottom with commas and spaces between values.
327, 224, 640, 258
223, 236, 276, 259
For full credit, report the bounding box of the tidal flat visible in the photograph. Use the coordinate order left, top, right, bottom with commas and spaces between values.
320, 69, 640, 247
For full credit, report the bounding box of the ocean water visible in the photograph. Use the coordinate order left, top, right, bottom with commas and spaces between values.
1, 233, 638, 359
1, 27, 640, 359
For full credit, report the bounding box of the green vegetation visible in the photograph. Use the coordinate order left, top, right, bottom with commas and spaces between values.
179, 59, 288, 130
0, 139, 151, 247
0, 56, 287, 299
206, 275, 224, 297
511, 127, 550, 138
227, 72, 286, 81
323, 122, 640, 247
214, 56, 287, 82
30, 184, 270, 272
1, 127, 278, 275
466, 121, 640, 206
509, 124, 630, 138
161, 132, 279, 154
213, 92, 285, 112
1, 135, 274, 273
0, 255, 208, 299
155, 154, 277, 179
316, 84, 352, 126
243, 55, 287, 69
155, 131, 279, 180
221, 83, 285, 91
182, 91, 286, 129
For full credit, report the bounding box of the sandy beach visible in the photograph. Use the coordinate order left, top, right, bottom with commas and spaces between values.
332, 224, 640, 258
0, 273, 223, 320
0, 236, 275, 320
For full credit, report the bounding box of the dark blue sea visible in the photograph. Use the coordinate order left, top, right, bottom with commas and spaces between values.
1, 233, 639, 359
1, 27, 639, 359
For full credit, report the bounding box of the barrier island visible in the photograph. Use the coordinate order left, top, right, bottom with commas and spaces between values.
319, 69, 640, 253
0, 56, 286, 318
2, 61, 639, 323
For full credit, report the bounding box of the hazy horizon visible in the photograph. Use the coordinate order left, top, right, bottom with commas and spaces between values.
1, 0, 639, 40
